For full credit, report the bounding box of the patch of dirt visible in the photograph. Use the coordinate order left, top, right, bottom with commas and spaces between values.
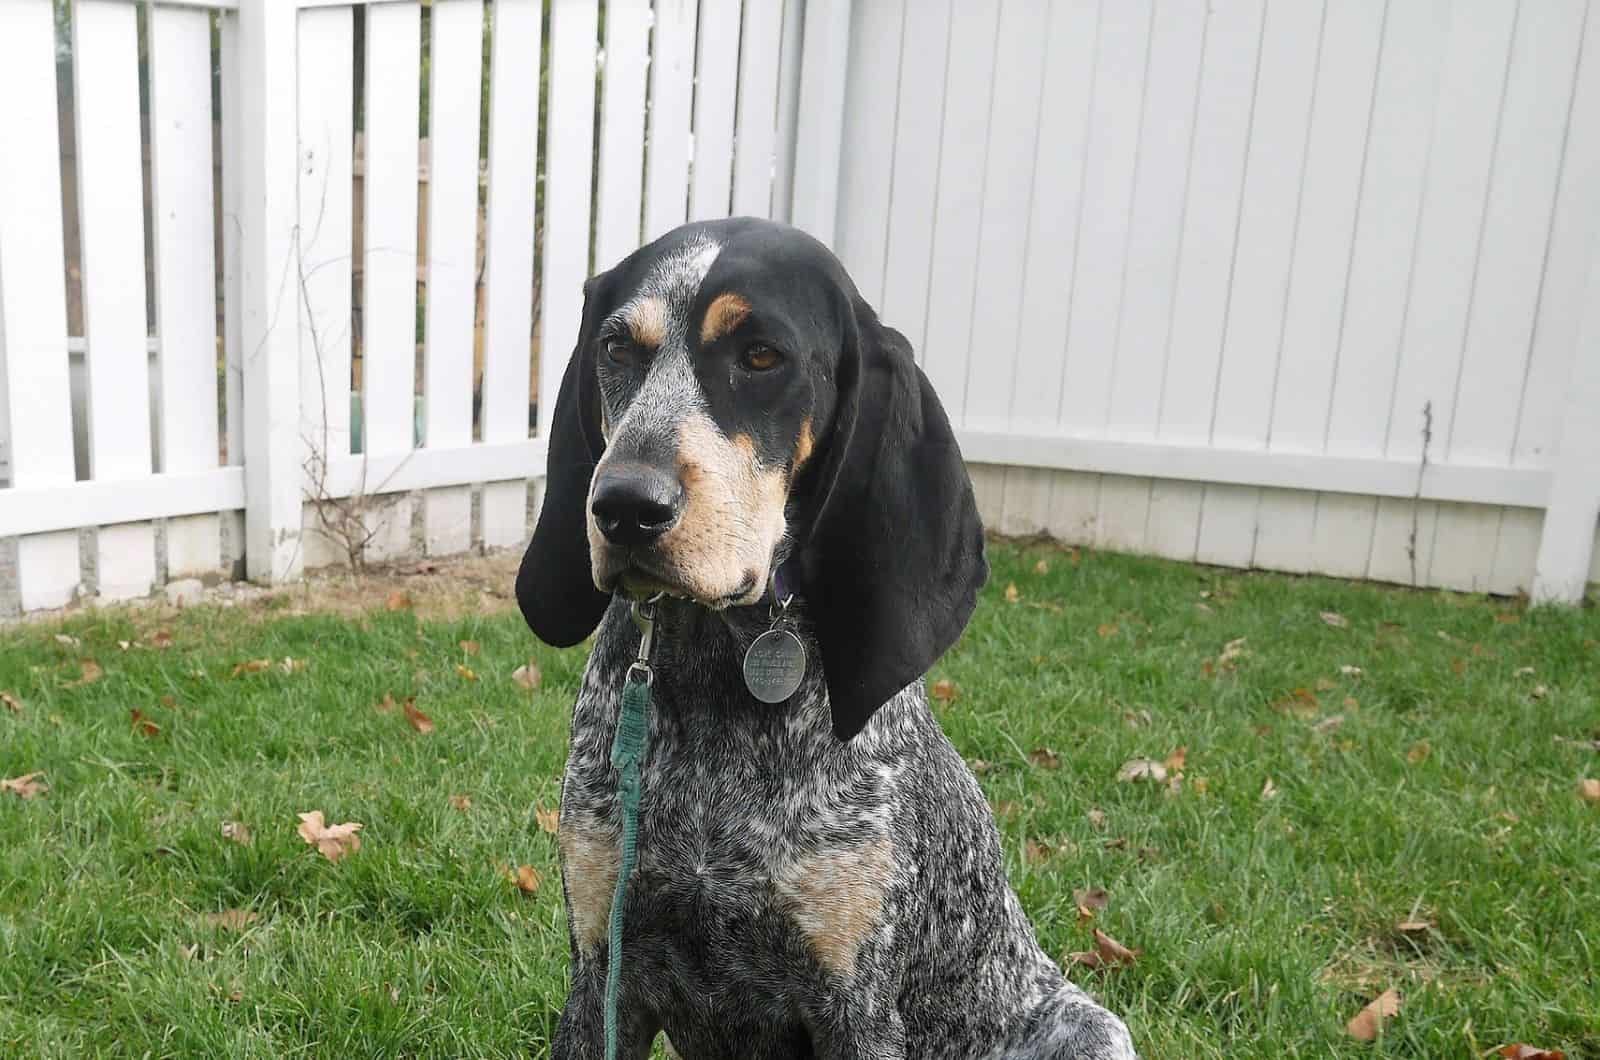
0, 549, 526, 629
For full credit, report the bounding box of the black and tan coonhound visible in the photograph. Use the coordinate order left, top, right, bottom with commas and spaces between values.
516, 217, 1136, 1059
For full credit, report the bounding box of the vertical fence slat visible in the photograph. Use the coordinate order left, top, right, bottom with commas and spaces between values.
789, 0, 852, 244
771, 0, 806, 224
1513, 0, 1600, 473
240, 0, 304, 583
689, 0, 741, 221
297, 6, 355, 569
0, 0, 80, 610
359, 0, 422, 562
150, 5, 222, 580
1448, 0, 1586, 468
920, 0, 1000, 419
594, 0, 650, 268
420, 0, 484, 555
645, 0, 698, 241
1004, 0, 1098, 538
878, 0, 952, 357
73, 0, 156, 600
1057, 0, 1154, 438
1105, 0, 1207, 445
220, 11, 247, 575
1196, 0, 1323, 571
835, 0, 905, 309
961, 0, 1049, 434
731, 0, 785, 218
540, 0, 599, 438
1384, 0, 1516, 589
480, 0, 542, 549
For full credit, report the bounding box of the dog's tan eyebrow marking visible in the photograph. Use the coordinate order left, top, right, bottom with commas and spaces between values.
699, 292, 751, 344
792, 417, 815, 472
626, 297, 668, 348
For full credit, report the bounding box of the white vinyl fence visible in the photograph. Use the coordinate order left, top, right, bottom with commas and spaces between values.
1, 0, 1597, 618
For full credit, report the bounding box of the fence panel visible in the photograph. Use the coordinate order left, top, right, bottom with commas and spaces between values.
732, 0, 787, 219
0, 0, 80, 611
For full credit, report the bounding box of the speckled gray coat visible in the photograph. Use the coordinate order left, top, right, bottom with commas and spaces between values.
552, 596, 1138, 1060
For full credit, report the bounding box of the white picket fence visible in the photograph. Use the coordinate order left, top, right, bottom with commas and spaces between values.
1, 0, 1597, 617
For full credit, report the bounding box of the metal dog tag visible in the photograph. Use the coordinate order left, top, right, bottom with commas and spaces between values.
743, 627, 807, 703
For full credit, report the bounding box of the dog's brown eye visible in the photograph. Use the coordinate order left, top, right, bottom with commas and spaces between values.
604, 338, 639, 366
740, 344, 782, 372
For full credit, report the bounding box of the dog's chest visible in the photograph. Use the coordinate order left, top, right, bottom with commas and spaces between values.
560, 683, 898, 985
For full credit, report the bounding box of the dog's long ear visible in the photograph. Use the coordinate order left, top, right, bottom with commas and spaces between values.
516, 273, 613, 646
797, 300, 988, 741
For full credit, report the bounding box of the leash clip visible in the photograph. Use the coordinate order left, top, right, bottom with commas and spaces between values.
628, 595, 660, 684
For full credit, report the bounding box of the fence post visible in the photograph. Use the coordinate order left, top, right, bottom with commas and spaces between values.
237, 0, 303, 584
1532, 241, 1600, 605
789, 0, 852, 245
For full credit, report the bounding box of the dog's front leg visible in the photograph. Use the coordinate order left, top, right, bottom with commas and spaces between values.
803, 996, 907, 1060
552, 957, 656, 1060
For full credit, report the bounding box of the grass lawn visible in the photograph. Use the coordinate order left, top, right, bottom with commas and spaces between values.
1, 542, 1597, 1058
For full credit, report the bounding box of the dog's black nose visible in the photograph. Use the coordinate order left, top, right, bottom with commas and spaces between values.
591, 464, 682, 546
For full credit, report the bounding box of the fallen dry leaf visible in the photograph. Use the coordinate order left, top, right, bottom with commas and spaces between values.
511, 662, 543, 691
296, 811, 363, 862
1406, 740, 1431, 765
1339, 664, 1364, 677
1514, 666, 1535, 678
1067, 928, 1140, 970
1497, 1045, 1565, 1059
1097, 622, 1119, 638
1395, 919, 1432, 934
1, 772, 48, 800
1123, 709, 1153, 728
1163, 747, 1188, 773
1004, 583, 1021, 604
1086, 808, 1107, 830
456, 664, 478, 682
202, 909, 259, 932
1313, 714, 1346, 735
278, 657, 306, 674
1074, 887, 1110, 911
1345, 987, 1401, 1041
1116, 759, 1167, 784
231, 658, 272, 678
1272, 687, 1321, 720
512, 864, 542, 894
130, 709, 161, 737
150, 630, 173, 649
1, 691, 21, 715
1320, 611, 1349, 629
1260, 777, 1279, 800
66, 659, 103, 687
1024, 839, 1055, 864
386, 590, 413, 611
967, 757, 992, 774
535, 803, 560, 834
930, 678, 959, 703
220, 820, 253, 846
1578, 778, 1600, 804
373, 692, 399, 714
1033, 559, 1050, 575
1218, 637, 1249, 669
54, 633, 81, 647
459, 639, 481, 656
448, 794, 472, 812
1531, 684, 1548, 700
402, 699, 435, 734
1028, 748, 1061, 770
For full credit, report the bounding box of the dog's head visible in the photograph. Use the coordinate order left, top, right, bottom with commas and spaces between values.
517, 218, 986, 739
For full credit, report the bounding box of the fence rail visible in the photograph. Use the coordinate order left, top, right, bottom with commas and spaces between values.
2, 0, 1597, 617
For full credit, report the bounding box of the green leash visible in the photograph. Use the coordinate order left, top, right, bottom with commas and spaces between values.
604, 598, 657, 1060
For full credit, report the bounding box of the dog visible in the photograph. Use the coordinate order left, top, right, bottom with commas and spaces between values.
516, 217, 1137, 1059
